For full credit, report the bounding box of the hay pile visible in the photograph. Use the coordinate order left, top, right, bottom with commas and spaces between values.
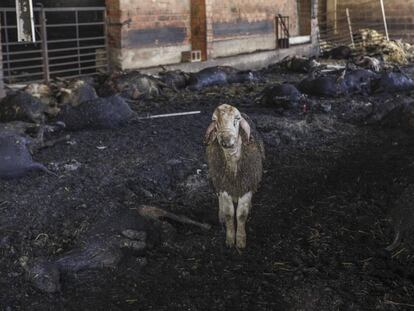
355, 28, 414, 64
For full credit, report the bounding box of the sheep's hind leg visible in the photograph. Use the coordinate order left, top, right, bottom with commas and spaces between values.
219, 191, 235, 247
236, 192, 252, 249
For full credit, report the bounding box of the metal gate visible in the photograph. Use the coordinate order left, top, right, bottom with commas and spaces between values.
0, 6, 108, 84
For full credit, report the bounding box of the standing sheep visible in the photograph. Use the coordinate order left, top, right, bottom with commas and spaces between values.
205, 104, 265, 248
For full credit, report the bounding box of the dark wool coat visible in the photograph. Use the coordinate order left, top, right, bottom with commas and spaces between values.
206, 114, 265, 199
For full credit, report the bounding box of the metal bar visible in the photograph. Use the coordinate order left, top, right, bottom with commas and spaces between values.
1, 24, 40, 29
278, 14, 289, 37
47, 36, 105, 44
4, 49, 41, 55
3, 11, 12, 79
48, 44, 106, 53
75, 10, 80, 76
379, 0, 389, 41
3, 57, 43, 64
15, 0, 36, 42
1, 22, 104, 29
48, 51, 106, 61
50, 64, 107, 75
6, 71, 43, 79
39, 7, 50, 83
0, 7, 105, 12
42, 7, 105, 12
53, 72, 101, 80
1, 40, 43, 46
3, 63, 42, 71
103, 8, 109, 72
346, 8, 354, 48
49, 58, 107, 68
4, 79, 44, 84
46, 22, 105, 27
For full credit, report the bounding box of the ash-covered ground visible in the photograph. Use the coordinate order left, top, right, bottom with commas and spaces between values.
1, 67, 414, 311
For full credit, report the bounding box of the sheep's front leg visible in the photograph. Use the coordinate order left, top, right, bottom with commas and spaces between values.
236, 191, 252, 249
219, 191, 235, 247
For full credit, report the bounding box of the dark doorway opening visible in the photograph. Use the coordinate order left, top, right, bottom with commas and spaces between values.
190, 0, 207, 61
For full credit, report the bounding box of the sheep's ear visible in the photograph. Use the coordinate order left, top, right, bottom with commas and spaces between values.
204, 121, 217, 145
240, 117, 251, 143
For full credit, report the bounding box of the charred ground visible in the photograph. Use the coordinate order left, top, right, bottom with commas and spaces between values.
1, 69, 414, 310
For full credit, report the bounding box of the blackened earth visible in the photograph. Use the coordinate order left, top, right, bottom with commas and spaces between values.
1, 70, 414, 310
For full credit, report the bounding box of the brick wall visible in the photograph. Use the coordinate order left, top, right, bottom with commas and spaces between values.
208, 0, 300, 58
327, 0, 414, 44
106, 0, 191, 69
106, 0, 314, 69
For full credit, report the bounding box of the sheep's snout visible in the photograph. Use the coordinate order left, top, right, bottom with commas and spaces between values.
218, 131, 237, 149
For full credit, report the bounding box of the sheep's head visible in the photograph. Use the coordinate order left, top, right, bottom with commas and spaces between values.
204, 104, 250, 148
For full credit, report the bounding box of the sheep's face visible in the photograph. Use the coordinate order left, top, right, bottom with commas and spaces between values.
205, 104, 251, 148
214, 104, 241, 149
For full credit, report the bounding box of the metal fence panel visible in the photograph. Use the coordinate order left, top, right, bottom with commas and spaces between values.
0, 6, 108, 84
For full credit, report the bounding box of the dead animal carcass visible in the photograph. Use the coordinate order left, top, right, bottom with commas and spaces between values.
22, 208, 150, 293
371, 71, 414, 93
58, 95, 135, 130
158, 70, 189, 90
0, 129, 54, 179
259, 83, 304, 110
0, 92, 46, 124
103, 72, 163, 99
188, 66, 259, 90
342, 69, 379, 95
322, 45, 353, 60
0, 121, 66, 179
298, 73, 347, 97
353, 56, 382, 72
58, 79, 98, 107
277, 56, 321, 73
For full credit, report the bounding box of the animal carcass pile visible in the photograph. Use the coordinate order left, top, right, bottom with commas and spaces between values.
0, 79, 135, 179
354, 28, 414, 65
323, 29, 414, 65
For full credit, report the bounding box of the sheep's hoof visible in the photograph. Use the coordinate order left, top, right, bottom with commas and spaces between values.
225, 236, 235, 248
236, 235, 246, 249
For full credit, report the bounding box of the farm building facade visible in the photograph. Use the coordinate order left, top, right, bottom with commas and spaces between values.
105, 0, 317, 69
0, 0, 319, 96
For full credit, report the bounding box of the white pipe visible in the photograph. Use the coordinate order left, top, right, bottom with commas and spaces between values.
346, 8, 354, 48
379, 0, 389, 41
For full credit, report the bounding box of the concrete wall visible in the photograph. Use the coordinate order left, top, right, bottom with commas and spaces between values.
107, 0, 316, 70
